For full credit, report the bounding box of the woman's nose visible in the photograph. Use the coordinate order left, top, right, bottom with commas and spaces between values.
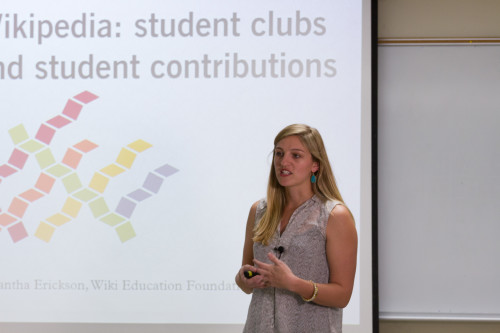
280, 153, 292, 166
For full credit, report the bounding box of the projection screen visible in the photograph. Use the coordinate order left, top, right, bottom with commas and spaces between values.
0, 0, 374, 332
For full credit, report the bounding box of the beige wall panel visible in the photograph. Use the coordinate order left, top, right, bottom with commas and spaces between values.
380, 320, 500, 333
378, 0, 500, 38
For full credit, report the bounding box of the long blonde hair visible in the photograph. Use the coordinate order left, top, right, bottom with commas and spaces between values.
253, 124, 345, 245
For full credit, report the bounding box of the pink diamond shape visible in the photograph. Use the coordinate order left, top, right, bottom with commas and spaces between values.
35, 124, 56, 145
0, 213, 17, 227
8, 149, 29, 169
73, 91, 98, 104
8, 222, 28, 243
73, 140, 98, 153
62, 99, 83, 120
20, 189, 45, 202
47, 115, 72, 128
35, 173, 56, 193
0, 164, 17, 177
8, 197, 29, 218
62, 148, 83, 169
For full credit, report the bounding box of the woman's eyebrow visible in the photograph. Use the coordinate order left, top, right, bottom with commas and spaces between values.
275, 146, 305, 152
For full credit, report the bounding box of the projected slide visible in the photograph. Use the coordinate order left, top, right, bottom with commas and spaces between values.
0, 0, 365, 326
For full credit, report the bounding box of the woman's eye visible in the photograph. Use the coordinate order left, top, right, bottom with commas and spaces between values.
293, 154, 301, 158
275, 151, 283, 157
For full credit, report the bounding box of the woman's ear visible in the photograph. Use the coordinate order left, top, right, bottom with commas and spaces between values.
312, 162, 319, 173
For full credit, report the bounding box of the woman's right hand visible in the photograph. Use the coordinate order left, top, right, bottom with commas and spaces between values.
237, 264, 268, 292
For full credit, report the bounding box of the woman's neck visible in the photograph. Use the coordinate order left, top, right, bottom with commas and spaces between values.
284, 188, 314, 210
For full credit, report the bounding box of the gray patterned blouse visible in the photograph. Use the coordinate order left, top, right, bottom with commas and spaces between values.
243, 195, 343, 333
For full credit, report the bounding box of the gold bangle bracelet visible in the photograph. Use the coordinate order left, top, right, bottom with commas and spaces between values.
302, 280, 318, 302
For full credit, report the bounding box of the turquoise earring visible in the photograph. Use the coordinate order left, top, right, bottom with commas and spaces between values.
311, 173, 317, 184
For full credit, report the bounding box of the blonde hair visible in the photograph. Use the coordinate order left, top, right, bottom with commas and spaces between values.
253, 124, 345, 245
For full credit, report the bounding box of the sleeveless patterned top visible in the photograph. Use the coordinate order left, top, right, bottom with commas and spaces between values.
243, 195, 343, 333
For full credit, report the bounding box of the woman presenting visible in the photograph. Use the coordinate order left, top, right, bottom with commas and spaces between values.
236, 124, 358, 333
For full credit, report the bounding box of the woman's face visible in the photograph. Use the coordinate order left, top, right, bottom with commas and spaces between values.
273, 135, 319, 191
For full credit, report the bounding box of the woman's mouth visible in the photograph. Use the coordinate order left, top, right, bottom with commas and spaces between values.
280, 169, 292, 176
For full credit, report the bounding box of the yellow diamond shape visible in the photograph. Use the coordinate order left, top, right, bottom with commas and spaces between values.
89, 172, 110, 193
100, 164, 125, 177
100, 213, 125, 226
9, 124, 29, 144
61, 197, 83, 218
127, 139, 152, 152
35, 149, 56, 169
89, 197, 109, 218
34, 222, 56, 242
46, 213, 71, 227
62, 173, 83, 193
116, 148, 137, 169
116, 222, 136, 243
73, 189, 98, 202
20, 140, 45, 153
47, 164, 72, 177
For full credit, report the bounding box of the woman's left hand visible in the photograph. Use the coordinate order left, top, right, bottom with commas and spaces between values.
253, 252, 296, 290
